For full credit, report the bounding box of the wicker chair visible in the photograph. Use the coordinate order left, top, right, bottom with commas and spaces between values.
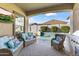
51, 34, 66, 51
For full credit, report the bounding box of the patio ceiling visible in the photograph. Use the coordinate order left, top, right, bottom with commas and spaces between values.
15, 3, 60, 11
15, 3, 74, 16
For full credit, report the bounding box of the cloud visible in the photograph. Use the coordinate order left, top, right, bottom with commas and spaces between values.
45, 13, 57, 16
29, 17, 41, 24
29, 18, 35, 24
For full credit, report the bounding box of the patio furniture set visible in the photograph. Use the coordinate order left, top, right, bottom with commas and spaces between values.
0, 31, 67, 56
0, 32, 36, 56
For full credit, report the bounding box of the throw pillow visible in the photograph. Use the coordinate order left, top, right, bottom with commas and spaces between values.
5, 40, 15, 49
13, 39, 20, 47
28, 32, 33, 37
22, 33, 27, 40
56, 36, 62, 42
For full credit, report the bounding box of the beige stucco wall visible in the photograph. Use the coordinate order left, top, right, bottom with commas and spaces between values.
0, 3, 28, 36
0, 23, 13, 36
73, 4, 79, 32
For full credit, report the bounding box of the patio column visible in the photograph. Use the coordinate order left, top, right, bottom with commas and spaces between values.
73, 4, 79, 32
25, 16, 29, 32
70, 13, 73, 33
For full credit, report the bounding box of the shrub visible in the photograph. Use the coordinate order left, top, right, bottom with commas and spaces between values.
61, 26, 70, 33
51, 26, 58, 32
40, 26, 48, 32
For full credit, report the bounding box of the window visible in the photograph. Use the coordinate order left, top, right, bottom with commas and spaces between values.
15, 16, 24, 32
14, 11, 25, 33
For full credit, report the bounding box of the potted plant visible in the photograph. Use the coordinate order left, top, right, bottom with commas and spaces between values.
51, 26, 58, 32
40, 26, 48, 36
40, 26, 48, 32
61, 26, 70, 33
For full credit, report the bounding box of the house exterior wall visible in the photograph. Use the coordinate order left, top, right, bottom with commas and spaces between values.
0, 3, 28, 36
30, 24, 70, 34
31, 25, 38, 33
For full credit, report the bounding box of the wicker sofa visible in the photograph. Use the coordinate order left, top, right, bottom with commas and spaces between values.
0, 36, 23, 56
38, 32, 55, 40
21, 32, 36, 47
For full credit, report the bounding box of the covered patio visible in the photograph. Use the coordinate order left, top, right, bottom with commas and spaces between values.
0, 3, 79, 56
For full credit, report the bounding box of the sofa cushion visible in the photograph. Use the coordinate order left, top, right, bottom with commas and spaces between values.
13, 39, 21, 47
24, 33, 34, 39
25, 33, 29, 39
55, 35, 62, 42
0, 36, 11, 48
6, 40, 15, 49
10, 41, 23, 53
0, 36, 10, 43
25, 33, 28, 37
53, 40, 60, 44
22, 33, 27, 40
28, 32, 33, 36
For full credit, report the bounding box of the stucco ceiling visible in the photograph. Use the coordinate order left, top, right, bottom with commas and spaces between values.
15, 3, 61, 11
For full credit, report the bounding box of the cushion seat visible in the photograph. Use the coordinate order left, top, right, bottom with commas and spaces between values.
0, 36, 12, 49
52, 40, 60, 44
10, 41, 23, 53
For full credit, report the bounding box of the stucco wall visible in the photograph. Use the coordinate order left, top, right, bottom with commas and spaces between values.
0, 3, 28, 36
73, 4, 79, 32
0, 23, 13, 36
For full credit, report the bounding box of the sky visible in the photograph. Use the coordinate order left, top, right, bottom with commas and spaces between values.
29, 12, 72, 24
